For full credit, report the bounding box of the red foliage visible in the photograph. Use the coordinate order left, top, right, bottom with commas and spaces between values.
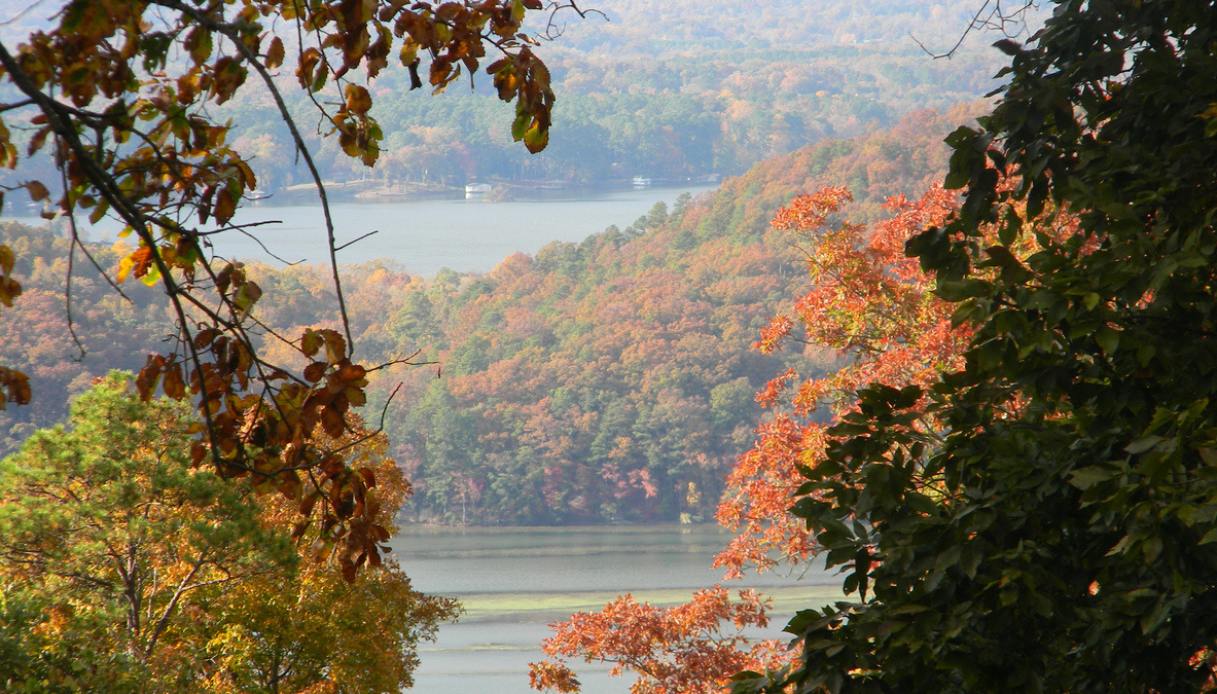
531, 186, 973, 691
715, 185, 969, 577
529, 587, 786, 694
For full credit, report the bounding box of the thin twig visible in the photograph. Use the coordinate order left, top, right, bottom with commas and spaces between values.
333, 229, 379, 252
910, 0, 1036, 60
0, 0, 48, 27
364, 348, 432, 373
330, 382, 403, 456
50, 127, 88, 360
232, 226, 304, 265
58, 148, 86, 361
0, 98, 33, 112
194, 218, 283, 236
542, 1, 607, 41
70, 234, 131, 302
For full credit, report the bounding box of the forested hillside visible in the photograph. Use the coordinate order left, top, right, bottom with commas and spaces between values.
5, 2, 1214, 692
0, 106, 972, 523
0, 0, 1027, 194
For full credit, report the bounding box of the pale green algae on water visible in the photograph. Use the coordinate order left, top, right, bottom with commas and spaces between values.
391, 524, 840, 693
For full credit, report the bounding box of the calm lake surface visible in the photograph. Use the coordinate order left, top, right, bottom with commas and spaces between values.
14, 184, 716, 276
390, 525, 840, 693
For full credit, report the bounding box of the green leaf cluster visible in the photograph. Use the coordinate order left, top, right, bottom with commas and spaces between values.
745, 2, 1217, 692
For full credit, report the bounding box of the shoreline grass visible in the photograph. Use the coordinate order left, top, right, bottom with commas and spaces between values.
454, 585, 844, 622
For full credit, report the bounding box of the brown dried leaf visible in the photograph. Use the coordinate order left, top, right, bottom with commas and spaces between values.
303, 361, 328, 383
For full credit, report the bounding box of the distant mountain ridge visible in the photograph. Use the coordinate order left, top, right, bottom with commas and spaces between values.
0, 1, 1030, 194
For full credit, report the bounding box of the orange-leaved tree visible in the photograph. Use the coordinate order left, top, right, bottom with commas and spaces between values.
529, 587, 780, 694
529, 185, 971, 693
0, 0, 573, 577
714, 185, 967, 579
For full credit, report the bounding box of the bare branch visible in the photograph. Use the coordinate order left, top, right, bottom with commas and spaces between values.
0, 0, 48, 27
0, 98, 33, 112
231, 226, 305, 266
911, 0, 1038, 60
333, 229, 379, 253
329, 382, 404, 456
542, 1, 607, 41
70, 230, 131, 302
55, 139, 88, 361
143, 551, 210, 660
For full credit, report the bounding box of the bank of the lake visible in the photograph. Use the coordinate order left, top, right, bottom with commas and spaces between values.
390, 524, 840, 693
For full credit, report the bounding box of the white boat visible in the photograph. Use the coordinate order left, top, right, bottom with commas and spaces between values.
464, 182, 492, 198
631, 176, 652, 188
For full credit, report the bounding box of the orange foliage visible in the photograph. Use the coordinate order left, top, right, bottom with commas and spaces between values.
714, 184, 969, 577
529, 587, 786, 694
531, 186, 973, 692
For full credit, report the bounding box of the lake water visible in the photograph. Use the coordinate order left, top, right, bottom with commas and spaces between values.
11, 184, 716, 276
390, 525, 841, 693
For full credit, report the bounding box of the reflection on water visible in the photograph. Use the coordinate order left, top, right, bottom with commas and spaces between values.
390, 524, 838, 693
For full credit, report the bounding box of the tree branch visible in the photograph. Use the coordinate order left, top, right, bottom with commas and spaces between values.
150, 0, 355, 353
910, 0, 1037, 60
143, 551, 209, 660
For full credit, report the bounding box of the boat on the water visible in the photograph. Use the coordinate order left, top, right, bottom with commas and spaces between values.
465, 182, 493, 198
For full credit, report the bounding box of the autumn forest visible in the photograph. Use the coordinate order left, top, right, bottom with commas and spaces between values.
3, 1, 1217, 693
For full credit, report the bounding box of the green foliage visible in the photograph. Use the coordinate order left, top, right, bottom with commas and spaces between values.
0, 375, 457, 691
0, 373, 292, 690
749, 2, 1217, 692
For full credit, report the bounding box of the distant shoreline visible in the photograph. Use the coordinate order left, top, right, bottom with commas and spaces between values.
267, 175, 721, 204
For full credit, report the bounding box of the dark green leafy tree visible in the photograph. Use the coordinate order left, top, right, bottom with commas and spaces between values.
740, 2, 1217, 692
